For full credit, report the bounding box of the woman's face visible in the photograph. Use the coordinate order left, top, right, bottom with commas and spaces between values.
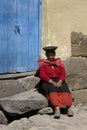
46, 52, 55, 62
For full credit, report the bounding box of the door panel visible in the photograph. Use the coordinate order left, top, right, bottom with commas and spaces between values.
16, 0, 29, 72
0, 0, 17, 73
28, 0, 40, 69
0, 0, 41, 74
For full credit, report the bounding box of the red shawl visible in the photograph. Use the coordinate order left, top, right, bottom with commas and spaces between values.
35, 58, 64, 77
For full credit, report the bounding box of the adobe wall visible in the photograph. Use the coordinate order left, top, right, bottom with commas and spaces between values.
42, 0, 87, 59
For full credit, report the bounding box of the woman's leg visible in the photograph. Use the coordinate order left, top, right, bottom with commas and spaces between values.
54, 106, 60, 119
67, 106, 74, 117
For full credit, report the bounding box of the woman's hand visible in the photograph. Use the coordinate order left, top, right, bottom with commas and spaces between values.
52, 81, 58, 87
48, 79, 57, 86
48, 79, 62, 87
55, 80, 62, 87
56, 82, 62, 87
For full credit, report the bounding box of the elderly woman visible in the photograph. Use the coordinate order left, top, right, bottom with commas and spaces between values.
35, 46, 73, 119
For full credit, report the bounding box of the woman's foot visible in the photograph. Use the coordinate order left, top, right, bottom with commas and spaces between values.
54, 106, 60, 119
67, 107, 74, 117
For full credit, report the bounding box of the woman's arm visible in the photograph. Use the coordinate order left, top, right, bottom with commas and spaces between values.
39, 67, 50, 82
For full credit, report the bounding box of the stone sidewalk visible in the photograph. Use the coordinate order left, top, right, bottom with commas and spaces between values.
0, 103, 87, 130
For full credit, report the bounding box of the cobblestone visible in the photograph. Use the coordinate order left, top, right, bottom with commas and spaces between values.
0, 104, 87, 130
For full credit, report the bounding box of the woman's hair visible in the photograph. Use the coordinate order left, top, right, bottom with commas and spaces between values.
45, 51, 56, 56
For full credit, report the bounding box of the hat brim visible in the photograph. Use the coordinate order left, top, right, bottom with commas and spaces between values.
43, 46, 58, 51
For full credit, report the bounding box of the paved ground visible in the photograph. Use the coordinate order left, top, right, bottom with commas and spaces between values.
0, 103, 87, 130
28, 104, 87, 130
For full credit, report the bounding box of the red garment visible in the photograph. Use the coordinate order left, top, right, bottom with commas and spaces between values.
47, 92, 72, 107
35, 58, 72, 107
35, 58, 66, 82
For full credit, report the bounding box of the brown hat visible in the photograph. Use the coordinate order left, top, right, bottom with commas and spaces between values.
43, 46, 58, 52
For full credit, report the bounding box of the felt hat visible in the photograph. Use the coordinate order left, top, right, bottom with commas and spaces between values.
43, 46, 58, 52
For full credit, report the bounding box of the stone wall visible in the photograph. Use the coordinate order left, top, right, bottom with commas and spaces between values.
64, 32, 87, 105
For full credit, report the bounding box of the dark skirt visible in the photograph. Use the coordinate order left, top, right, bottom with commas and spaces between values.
38, 79, 72, 107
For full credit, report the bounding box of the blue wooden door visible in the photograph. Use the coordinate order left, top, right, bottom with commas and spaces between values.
0, 0, 41, 74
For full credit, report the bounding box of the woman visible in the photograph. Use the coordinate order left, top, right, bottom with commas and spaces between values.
35, 46, 73, 119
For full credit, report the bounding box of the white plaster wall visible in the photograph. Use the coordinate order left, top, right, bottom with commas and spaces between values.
42, 0, 87, 59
